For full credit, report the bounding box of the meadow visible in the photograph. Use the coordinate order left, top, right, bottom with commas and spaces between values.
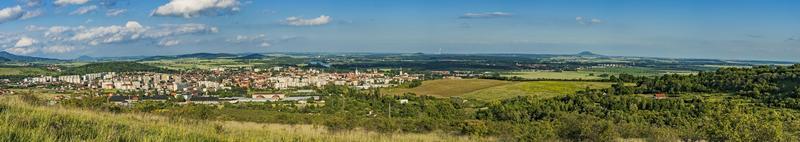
383, 79, 612, 101
382, 79, 513, 97
0, 67, 57, 76
0, 95, 486, 142
462, 81, 613, 101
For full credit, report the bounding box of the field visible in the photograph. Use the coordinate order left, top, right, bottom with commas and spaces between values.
504, 67, 697, 80
384, 79, 612, 101
0, 67, 57, 76
0, 95, 486, 142
383, 79, 513, 97
462, 81, 613, 101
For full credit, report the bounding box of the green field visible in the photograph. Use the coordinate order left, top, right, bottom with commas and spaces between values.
384, 79, 513, 97
502, 71, 602, 80
0, 67, 57, 76
384, 79, 612, 101
462, 81, 613, 101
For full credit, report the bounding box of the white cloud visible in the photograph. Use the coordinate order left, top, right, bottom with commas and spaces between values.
70, 5, 98, 15
4, 47, 38, 54
259, 42, 271, 47
459, 12, 512, 19
14, 37, 36, 47
55, 0, 90, 6
152, 0, 240, 18
106, 9, 127, 16
283, 15, 331, 26
576, 16, 604, 25
42, 45, 77, 53
158, 39, 181, 47
20, 0, 42, 7
20, 9, 43, 20
0, 6, 24, 23
43, 21, 218, 46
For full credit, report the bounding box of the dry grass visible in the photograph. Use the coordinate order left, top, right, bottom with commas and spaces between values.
0, 95, 491, 142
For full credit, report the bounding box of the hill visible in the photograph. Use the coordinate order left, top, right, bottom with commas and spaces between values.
0, 57, 9, 62
236, 53, 267, 59
0, 51, 60, 62
62, 62, 174, 75
176, 53, 238, 59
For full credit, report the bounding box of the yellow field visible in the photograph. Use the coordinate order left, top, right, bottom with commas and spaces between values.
384, 79, 613, 101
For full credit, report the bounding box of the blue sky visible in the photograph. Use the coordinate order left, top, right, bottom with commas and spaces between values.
0, 0, 798, 61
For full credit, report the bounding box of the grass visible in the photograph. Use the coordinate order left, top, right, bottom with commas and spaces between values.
0, 67, 57, 76
0, 95, 488, 142
502, 71, 602, 80
461, 81, 613, 101
384, 79, 612, 101
383, 79, 513, 97
141, 59, 265, 70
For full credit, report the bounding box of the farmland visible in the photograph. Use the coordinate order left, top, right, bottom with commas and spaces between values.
462, 81, 613, 101
383, 79, 513, 98
503, 67, 697, 80
383, 79, 613, 101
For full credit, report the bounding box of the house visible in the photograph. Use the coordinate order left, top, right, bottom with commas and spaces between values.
399, 99, 409, 104
654, 93, 668, 99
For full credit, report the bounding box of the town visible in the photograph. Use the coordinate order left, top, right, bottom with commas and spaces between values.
10, 66, 421, 105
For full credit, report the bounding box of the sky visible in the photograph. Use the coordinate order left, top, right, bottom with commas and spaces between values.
0, 0, 798, 61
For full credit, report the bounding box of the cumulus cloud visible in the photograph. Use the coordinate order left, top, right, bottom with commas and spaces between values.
42, 21, 218, 46
283, 15, 331, 26
158, 39, 181, 47
14, 37, 36, 48
0, 6, 24, 23
55, 0, 90, 6
70, 5, 98, 15
4, 37, 38, 54
459, 12, 512, 19
42, 45, 77, 53
106, 9, 127, 16
152, 0, 240, 18
4, 47, 38, 54
576, 16, 603, 25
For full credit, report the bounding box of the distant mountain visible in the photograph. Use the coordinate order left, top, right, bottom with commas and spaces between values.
236, 54, 266, 59
0, 57, 9, 62
176, 53, 237, 59
576, 51, 603, 56
0, 51, 60, 62
74, 55, 96, 61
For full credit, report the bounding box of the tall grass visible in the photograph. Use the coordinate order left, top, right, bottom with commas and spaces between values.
0, 95, 489, 142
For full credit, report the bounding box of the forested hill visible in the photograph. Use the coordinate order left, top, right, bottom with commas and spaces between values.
608, 64, 800, 99
62, 62, 174, 75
